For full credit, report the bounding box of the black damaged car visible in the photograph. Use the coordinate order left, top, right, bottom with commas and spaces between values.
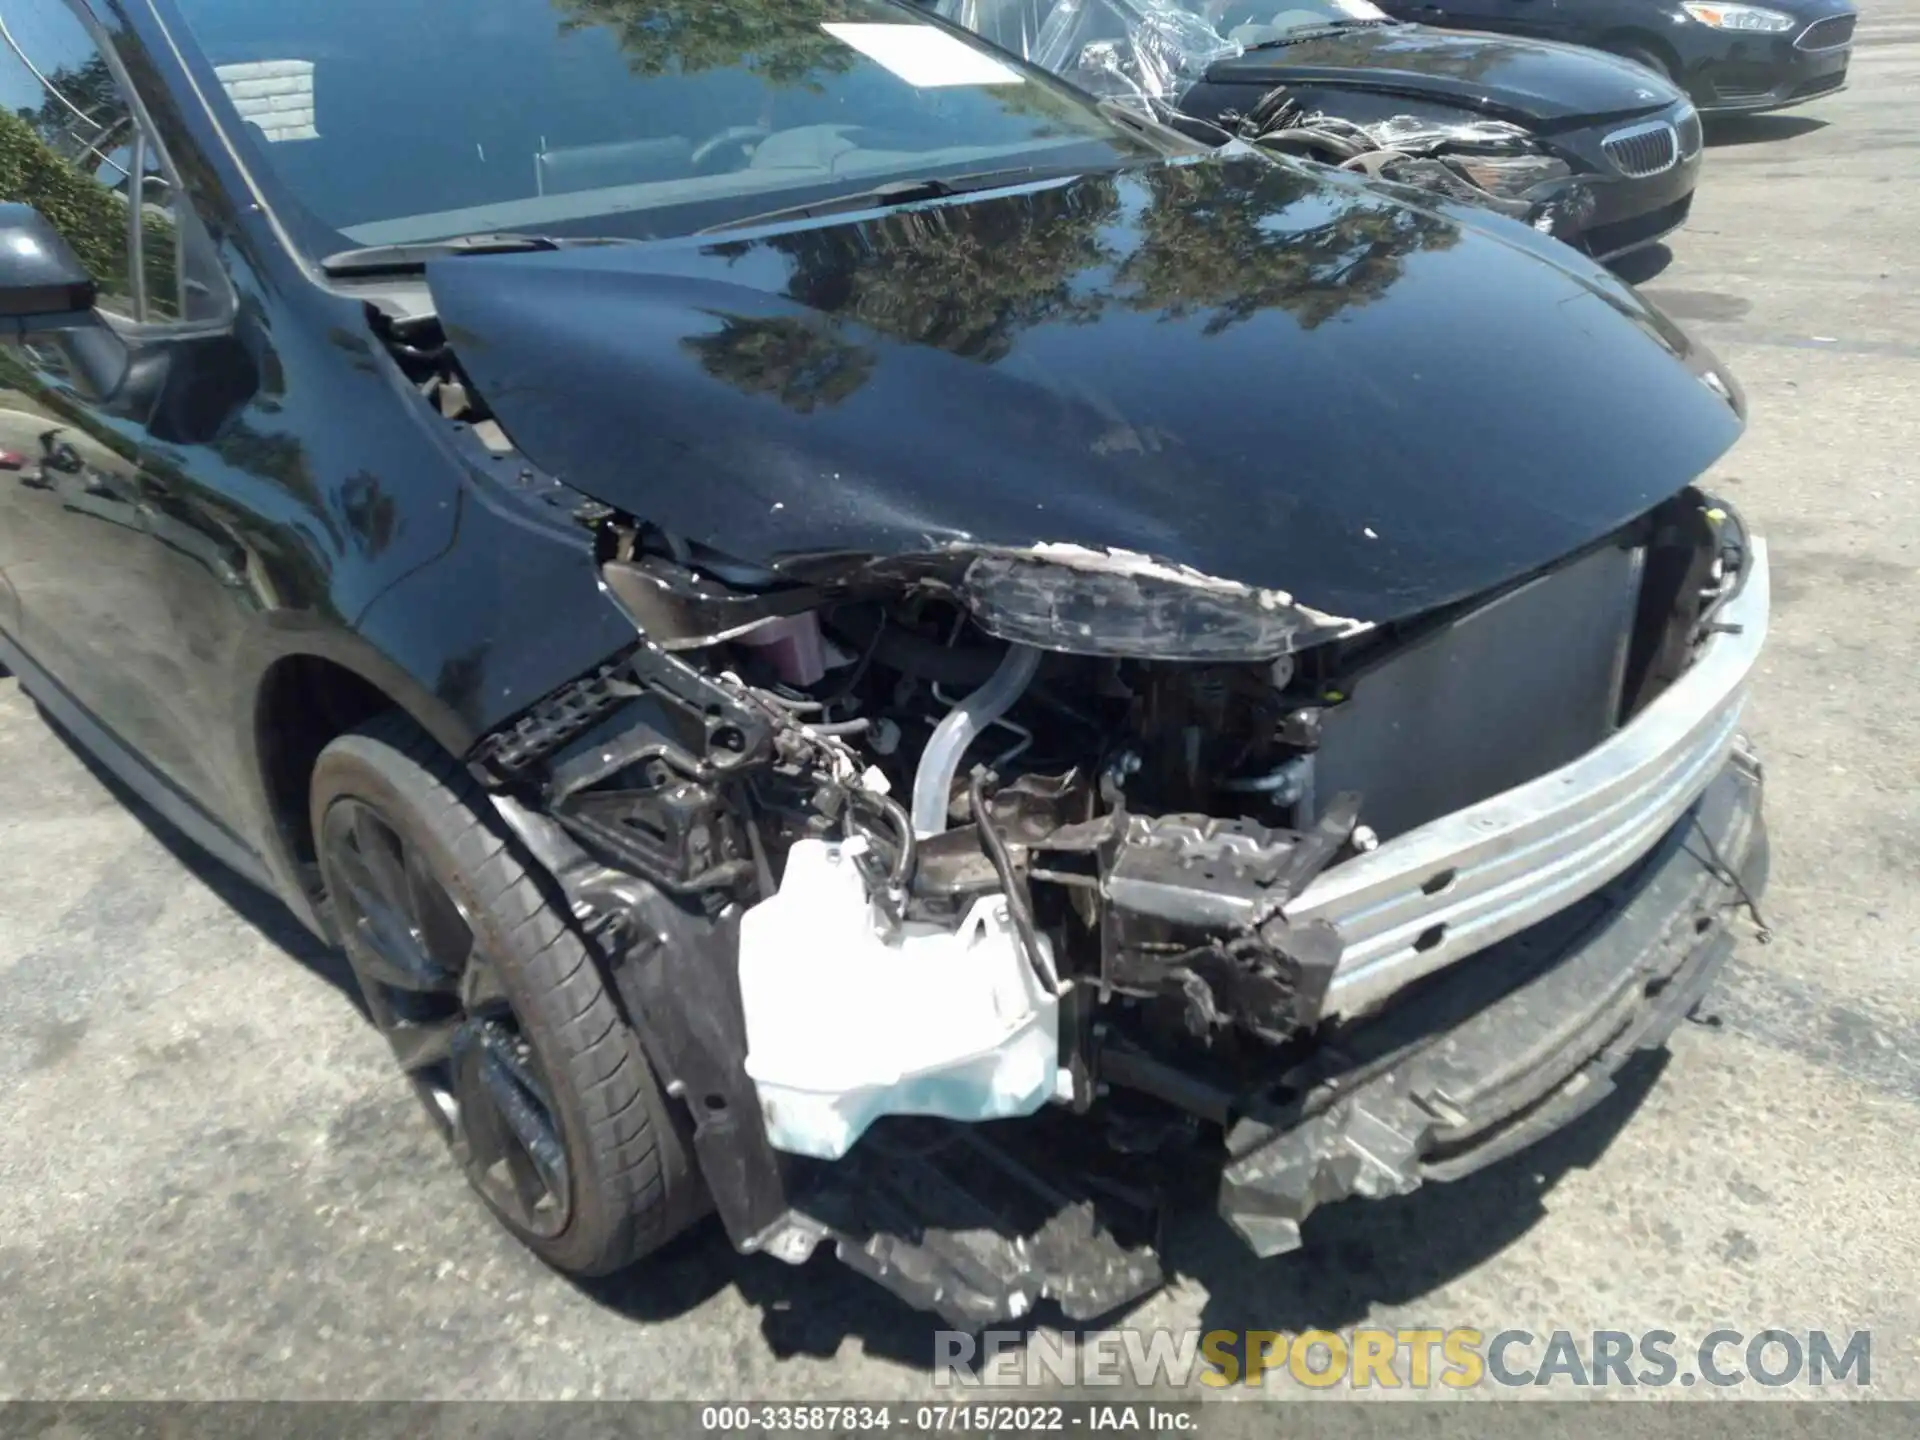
0, 0, 1770, 1325
929, 0, 1705, 258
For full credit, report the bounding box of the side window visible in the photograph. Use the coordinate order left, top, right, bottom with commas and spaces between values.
0, 0, 226, 324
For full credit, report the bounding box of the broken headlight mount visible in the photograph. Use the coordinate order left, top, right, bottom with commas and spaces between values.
959, 549, 1356, 661
469, 633, 795, 1246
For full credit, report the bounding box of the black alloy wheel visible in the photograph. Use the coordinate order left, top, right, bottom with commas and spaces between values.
322, 795, 571, 1239
310, 714, 702, 1275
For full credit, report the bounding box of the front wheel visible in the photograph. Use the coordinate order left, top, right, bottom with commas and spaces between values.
311, 713, 703, 1275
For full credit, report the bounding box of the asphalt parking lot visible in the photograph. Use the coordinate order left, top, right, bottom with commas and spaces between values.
3, 7, 1918, 1406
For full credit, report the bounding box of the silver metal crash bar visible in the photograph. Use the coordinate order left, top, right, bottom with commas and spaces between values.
1294, 539, 1771, 1020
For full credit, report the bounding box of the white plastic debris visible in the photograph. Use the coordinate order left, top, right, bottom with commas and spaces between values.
738, 839, 1060, 1160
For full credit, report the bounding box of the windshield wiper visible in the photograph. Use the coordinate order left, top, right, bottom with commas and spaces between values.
320, 232, 628, 277
1096, 95, 1222, 153
696, 165, 1101, 236
1244, 19, 1398, 49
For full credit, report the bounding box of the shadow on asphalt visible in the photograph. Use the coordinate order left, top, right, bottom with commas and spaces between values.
1704, 113, 1828, 147
1183, 1052, 1666, 1340
28, 698, 365, 1015
1607, 243, 1675, 286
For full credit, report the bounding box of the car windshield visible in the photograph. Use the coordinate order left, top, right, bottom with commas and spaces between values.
166, 0, 1158, 254
927, 0, 1397, 104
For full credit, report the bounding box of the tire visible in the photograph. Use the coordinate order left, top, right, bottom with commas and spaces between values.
310, 712, 702, 1276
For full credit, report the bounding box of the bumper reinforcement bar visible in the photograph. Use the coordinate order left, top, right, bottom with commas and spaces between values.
1291, 539, 1770, 1020
1219, 750, 1768, 1258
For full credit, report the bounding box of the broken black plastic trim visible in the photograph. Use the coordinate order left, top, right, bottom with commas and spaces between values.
467, 654, 644, 780
601, 555, 824, 651
600, 877, 792, 1246
472, 637, 777, 790
490, 795, 792, 1249
783, 1119, 1166, 1330
1098, 798, 1358, 1037
1218, 752, 1766, 1259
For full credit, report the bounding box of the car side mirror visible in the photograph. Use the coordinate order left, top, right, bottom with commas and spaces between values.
0, 203, 135, 402
0, 204, 98, 319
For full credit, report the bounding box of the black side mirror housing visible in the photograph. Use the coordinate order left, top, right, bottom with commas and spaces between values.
0, 203, 99, 319
0, 203, 136, 403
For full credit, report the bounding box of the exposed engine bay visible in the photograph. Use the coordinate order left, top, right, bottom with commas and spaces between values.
1216, 92, 1597, 235
380, 301, 1765, 1327
559, 487, 1734, 1083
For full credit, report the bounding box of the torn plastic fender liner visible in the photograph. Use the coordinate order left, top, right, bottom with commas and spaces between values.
1218, 751, 1766, 1258
786, 1118, 1167, 1329
486, 796, 789, 1248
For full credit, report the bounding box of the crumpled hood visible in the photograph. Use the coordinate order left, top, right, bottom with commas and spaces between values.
1205, 26, 1684, 122
428, 152, 1741, 625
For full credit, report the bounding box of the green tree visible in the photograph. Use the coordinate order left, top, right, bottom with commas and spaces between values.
1114, 160, 1459, 333
0, 107, 131, 288
20, 53, 125, 163
1, 57, 181, 320
553, 0, 864, 87
758, 177, 1122, 363
683, 314, 877, 412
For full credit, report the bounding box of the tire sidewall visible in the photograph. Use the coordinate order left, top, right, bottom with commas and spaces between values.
310, 728, 671, 1275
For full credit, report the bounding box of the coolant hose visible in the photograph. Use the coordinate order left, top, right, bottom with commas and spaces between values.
909, 643, 1042, 837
